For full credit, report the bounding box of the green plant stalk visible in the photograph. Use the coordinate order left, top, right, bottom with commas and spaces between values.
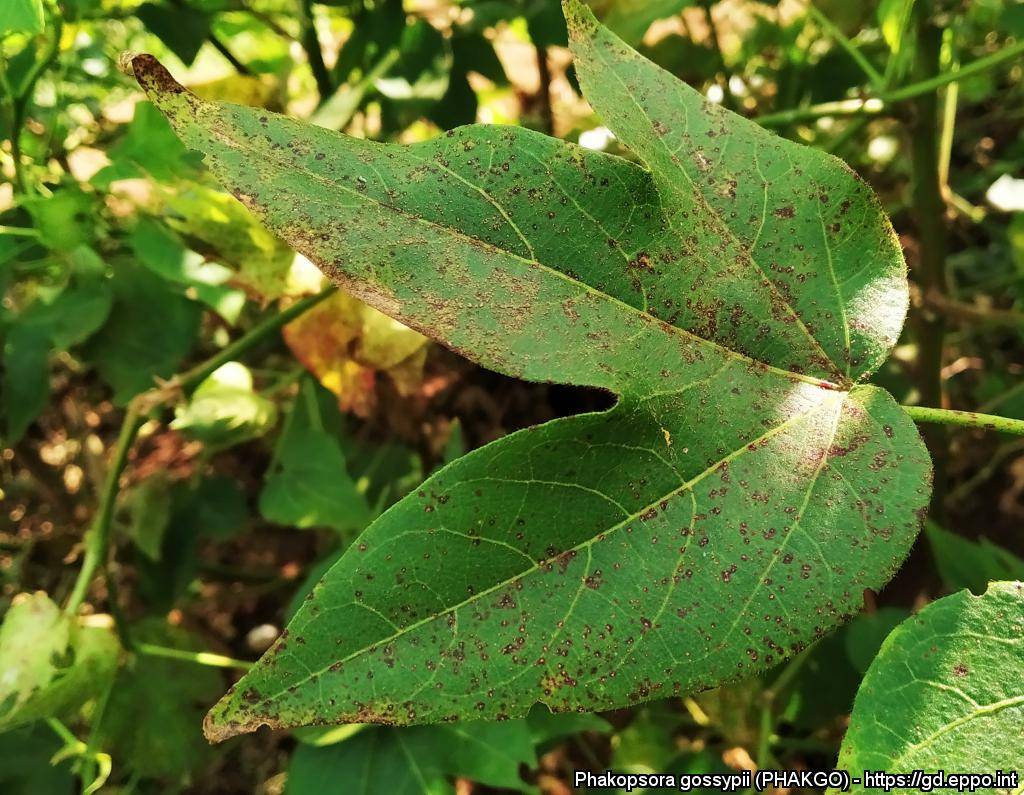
7, 13, 64, 192
63, 286, 337, 615
310, 49, 399, 130
752, 643, 815, 775
936, 29, 958, 192
299, 0, 332, 101
536, 45, 554, 135
136, 642, 254, 670
884, 38, 1024, 102
699, 0, 735, 110
166, 0, 251, 75
0, 225, 40, 237
63, 402, 144, 616
756, 37, 1024, 127
805, 1, 884, 89
903, 406, 1024, 436
907, 4, 949, 514
171, 286, 337, 395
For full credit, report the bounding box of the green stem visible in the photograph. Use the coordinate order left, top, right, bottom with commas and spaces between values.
9, 12, 63, 193
46, 717, 80, 747
805, 2, 884, 89
751, 644, 815, 776
883, 38, 1024, 102
757, 97, 886, 127
907, 2, 949, 514
536, 45, 554, 136
172, 286, 336, 396
299, 0, 332, 101
756, 38, 1024, 127
923, 291, 1024, 328
0, 225, 41, 237
208, 33, 252, 75
310, 49, 399, 130
63, 403, 144, 615
135, 642, 254, 670
700, 0, 735, 110
63, 286, 336, 614
902, 406, 1024, 436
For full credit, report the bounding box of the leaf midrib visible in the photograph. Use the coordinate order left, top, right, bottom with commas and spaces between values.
892, 693, 1024, 768
255, 390, 845, 706
190, 95, 844, 393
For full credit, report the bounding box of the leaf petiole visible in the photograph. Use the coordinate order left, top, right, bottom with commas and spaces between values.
63, 286, 337, 616
135, 642, 254, 671
757, 38, 1024, 127
902, 405, 1024, 436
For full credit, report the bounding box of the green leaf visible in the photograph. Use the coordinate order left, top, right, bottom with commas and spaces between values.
164, 183, 294, 301
1002, 3, 1024, 37
287, 720, 537, 795
136, 1, 211, 66
1, 247, 112, 442
925, 522, 1024, 596
135, 476, 248, 609
83, 263, 201, 403
0, 724, 76, 794
526, 703, 610, 745
94, 100, 201, 187
0, 592, 120, 732
171, 362, 277, 449
96, 621, 223, 783
132, 0, 929, 742
0, 0, 45, 36
24, 189, 99, 253
130, 218, 246, 324
2, 324, 50, 444
26, 248, 113, 349
120, 473, 174, 561
259, 379, 371, 533
842, 606, 908, 675
603, 0, 692, 46
837, 582, 1024, 782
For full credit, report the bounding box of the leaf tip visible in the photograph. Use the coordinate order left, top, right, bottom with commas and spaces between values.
126, 53, 189, 100
561, 0, 598, 35
203, 693, 263, 744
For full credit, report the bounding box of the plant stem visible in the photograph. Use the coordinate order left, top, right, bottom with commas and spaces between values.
8, 12, 64, 193
883, 38, 1024, 103
700, 0, 735, 110
907, 2, 949, 513
536, 46, 554, 136
172, 286, 336, 397
311, 49, 399, 129
209, 33, 252, 76
63, 402, 144, 615
805, 2, 884, 89
902, 406, 1024, 436
63, 286, 337, 614
135, 642, 254, 670
0, 225, 41, 237
756, 37, 1024, 127
757, 97, 887, 127
922, 290, 1024, 328
299, 0, 332, 101
752, 644, 815, 774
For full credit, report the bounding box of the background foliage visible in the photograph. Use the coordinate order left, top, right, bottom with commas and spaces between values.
1, 0, 1023, 792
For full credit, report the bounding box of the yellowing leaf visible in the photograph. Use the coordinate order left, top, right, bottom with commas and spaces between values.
164, 183, 294, 300
283, 291, 428, 416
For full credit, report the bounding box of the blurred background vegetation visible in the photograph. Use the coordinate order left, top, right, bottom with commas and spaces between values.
1, 0, 1023, 792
